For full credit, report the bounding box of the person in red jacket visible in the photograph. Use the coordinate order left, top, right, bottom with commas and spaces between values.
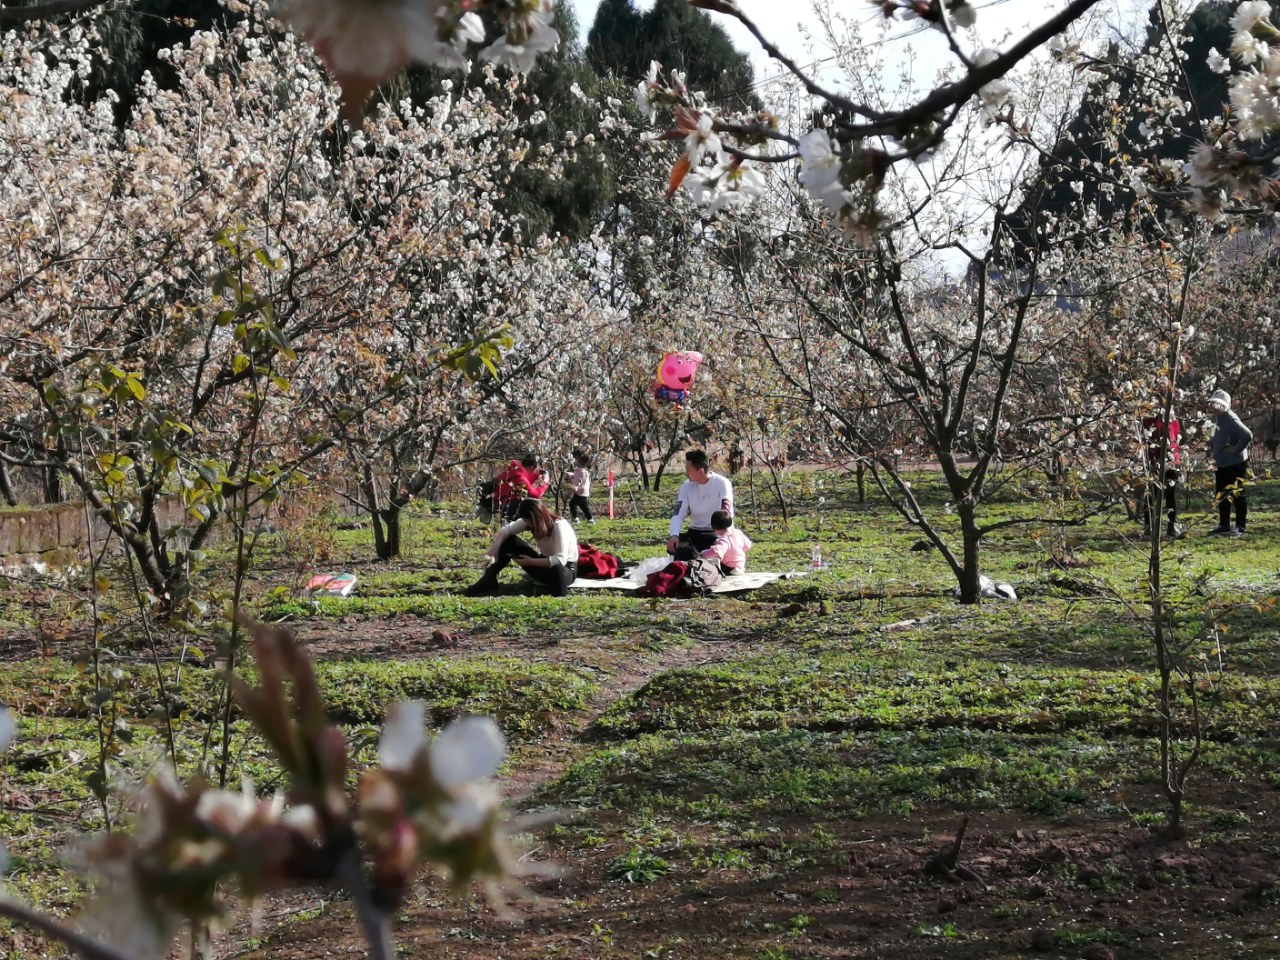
494, 455, 549, 520
1140, 411, 1184, 540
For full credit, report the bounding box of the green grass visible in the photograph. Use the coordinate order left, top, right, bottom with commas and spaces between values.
3, 469, 1280, 955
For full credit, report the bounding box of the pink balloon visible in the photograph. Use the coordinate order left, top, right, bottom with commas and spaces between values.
656, 351, 704, 390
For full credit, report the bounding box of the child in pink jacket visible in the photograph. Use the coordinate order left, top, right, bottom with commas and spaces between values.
701, 510, 752, 575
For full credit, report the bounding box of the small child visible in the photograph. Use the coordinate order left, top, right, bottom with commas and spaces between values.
701, 510, 752, 574
568, 451, 594, 524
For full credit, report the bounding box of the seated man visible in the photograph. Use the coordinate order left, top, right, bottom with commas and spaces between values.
701, 510, 752, 575
667, 449, 734, 556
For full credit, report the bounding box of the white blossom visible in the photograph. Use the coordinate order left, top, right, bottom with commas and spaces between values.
684, 113, 721, 165
798, 128, 847, 213
481, 2, 559, 74
378, 700, 428, 771
1208, 48, 1232, 74
429, 715, 505, 788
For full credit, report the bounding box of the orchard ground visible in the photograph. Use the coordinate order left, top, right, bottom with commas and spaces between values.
2, 467, 1280, 959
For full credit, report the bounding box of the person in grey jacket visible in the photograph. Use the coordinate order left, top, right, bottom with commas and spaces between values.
1207, 389, 1253, 536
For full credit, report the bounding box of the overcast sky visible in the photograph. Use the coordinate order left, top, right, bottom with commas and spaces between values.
565, 0, 1142, 92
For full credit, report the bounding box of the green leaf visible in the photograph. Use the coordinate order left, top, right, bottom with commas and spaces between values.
232, 353, 250, 375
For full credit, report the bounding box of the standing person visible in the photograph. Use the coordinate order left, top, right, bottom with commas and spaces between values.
463, 499, 578, 596
1140, 409, 1184, 540
567, 451, 594, 524
701, 510, 753, 574
666, 449, 734, 555
494, 455, 549, 520
1207, 389, 1253, 537
1265, 397, 1280, 462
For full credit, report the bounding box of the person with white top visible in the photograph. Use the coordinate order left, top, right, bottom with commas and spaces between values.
463, 499, 579, 596
666, 449, 734, 556
567, 450, 594, 523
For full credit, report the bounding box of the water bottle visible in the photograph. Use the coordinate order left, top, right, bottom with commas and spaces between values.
811, 545, 823, 569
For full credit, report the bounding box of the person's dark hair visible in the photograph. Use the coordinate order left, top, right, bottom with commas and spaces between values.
520, 454, 539, 469
711, 510, 733, 531
575, 451, 590, 468
685, 449, 709, 471
516, 498, 558, 539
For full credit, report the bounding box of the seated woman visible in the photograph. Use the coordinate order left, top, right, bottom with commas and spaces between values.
463, 499, 578, 597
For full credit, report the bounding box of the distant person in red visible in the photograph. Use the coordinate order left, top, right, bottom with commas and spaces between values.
495, 455, 549, 520
1140, 410, 1184, 540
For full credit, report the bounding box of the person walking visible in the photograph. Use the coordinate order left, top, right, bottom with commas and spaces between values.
1207, 389, 1253, 537
567, 451, 594, 524
1264, 397, 1280, 462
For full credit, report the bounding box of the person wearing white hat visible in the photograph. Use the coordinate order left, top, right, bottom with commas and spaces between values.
1207, 389, 1253, 536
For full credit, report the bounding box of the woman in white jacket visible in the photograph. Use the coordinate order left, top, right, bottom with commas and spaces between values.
462, 499, 578, 596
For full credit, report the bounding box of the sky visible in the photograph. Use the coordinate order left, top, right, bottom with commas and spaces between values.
563, 0, 1151, 269
563, 0, 1132, 90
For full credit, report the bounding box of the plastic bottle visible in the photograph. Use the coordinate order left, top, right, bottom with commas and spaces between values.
811, 545, 823, 569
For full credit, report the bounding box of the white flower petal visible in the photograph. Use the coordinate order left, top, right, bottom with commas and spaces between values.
379, 700, 427, 771
429, 715, 505, 788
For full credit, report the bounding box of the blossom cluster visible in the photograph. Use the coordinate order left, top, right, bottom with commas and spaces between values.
1184, 1, 1280, 215
274, 0, 560, 120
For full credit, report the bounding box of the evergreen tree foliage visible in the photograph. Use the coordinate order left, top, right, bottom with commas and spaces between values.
586, 0, 760, 111
1004, 2, 1280, 252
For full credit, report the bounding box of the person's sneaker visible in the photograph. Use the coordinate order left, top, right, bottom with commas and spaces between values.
589, 518, 596, 524
461, 581, 495, 597
1232, 527, 1245, 538
1208, 525, 1234, 535
1165, 524, 1186, 541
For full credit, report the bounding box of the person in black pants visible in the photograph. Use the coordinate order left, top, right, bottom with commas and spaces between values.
567, 451, 594, 523
1207, 389, 1253, 537
463, 499, 579, 596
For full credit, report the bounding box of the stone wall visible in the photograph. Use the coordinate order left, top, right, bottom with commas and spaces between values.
0, 498, 187, 571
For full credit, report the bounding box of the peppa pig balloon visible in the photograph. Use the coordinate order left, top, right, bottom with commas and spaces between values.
654, 351, 704, 405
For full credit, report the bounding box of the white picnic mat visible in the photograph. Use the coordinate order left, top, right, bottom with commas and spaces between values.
569, 570, 804, 594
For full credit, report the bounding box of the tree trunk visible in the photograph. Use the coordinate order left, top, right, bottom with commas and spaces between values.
375, 506, 402, 561
42, 465, 62, 504
0, 458, 17, 507
956, 504, 982, 605
358, 469, 398, 561
856, 463, 865, 503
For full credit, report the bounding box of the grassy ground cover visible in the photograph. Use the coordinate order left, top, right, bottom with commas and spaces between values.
1, 466, 1279, 958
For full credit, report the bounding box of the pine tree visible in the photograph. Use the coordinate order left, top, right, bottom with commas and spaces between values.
586, 0, 759, 111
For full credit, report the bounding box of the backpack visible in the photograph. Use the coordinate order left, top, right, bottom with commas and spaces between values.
576, 543, 620, 579
685, 557, 725, 592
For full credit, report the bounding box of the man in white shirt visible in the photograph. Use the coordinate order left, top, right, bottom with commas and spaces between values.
667, 449, 734, 556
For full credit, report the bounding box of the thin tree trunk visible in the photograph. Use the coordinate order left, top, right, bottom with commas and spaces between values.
0, 457, 17, 506
956, 504, 982, 605
42, 465, 61, 504
377, 505, 402, 561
